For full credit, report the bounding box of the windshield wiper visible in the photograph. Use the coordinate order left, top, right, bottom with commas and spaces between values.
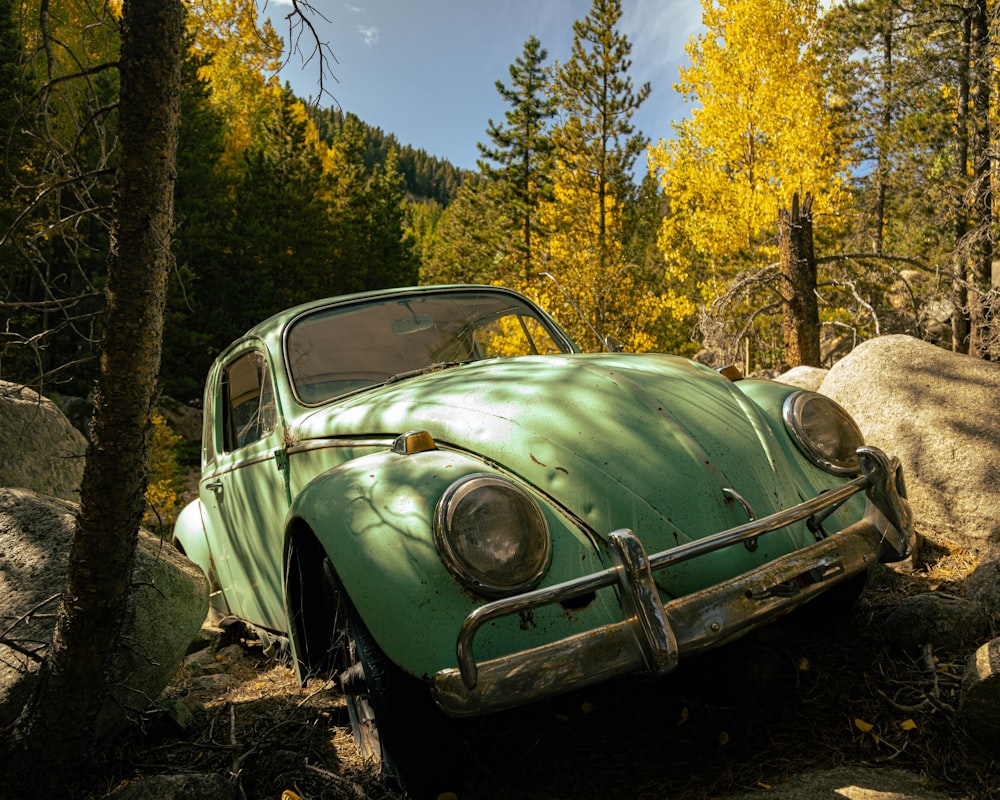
383, 360, 475, 385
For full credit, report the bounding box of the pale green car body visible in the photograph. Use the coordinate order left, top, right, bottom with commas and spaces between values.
174, 285, 914, 722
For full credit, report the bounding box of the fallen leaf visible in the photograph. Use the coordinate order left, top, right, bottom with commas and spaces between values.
900, 719, 918, 731
677, 707, 689, 726
797, 657, 810, 671
854, 718, 874, 733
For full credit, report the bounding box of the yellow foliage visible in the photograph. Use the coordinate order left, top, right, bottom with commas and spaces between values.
19, 0, 120, 144
514, 164, 695, 354
649, 0, 849, 289
186, 0, 285, 164
144, 413, 183, 530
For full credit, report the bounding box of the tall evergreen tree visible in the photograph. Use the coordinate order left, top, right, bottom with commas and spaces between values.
820, 0, 994, 355
161, 50, 231, 400
553, 0, 650, 275
820, 0, 958, 261
325, 112, 371, 294
198, 86, 334, 350
421, 177, 507, 286
966, 0, 994, 358
477, 35, 558, 281
524, 0, 659, 351
363, 147, 419, 289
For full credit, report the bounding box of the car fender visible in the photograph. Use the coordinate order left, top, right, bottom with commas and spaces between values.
174, 498, 213, 580
285, 447, 614, 680
735, 378, 867, 518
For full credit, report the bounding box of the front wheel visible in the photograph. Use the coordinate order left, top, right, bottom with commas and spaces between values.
318, 558, 461, 798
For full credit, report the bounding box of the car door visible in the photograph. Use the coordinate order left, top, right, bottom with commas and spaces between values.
200, 344, 289, 631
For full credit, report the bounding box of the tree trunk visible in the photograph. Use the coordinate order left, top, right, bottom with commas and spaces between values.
779, 193, 821, 368
967, 0, 994, 360
873, 24, 892, 255
2, 0, 183, 795
951, 0, 972, 354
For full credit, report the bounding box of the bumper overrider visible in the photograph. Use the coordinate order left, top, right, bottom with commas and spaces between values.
431, 446, 915, 717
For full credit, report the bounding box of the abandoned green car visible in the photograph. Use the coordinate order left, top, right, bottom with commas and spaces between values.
174, 284, 914, 791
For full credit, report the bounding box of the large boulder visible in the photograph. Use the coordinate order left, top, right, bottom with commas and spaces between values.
878, 592, 992, 652
158, 396, 203, 445
960, 637, 1000, 748
820, 335, 1000, 556
0, 382, 87, 501
775, 365, 828, 392
0, 488, 208, 743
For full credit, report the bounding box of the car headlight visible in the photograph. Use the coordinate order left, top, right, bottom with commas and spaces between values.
782, 391, 865, 475
434, 474, 551, 597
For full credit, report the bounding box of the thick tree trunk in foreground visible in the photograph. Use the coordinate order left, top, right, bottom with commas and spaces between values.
2, 0, 183, 796
951, 0, 972, 354
779, 192, 821, 368
967, 0, 994, 360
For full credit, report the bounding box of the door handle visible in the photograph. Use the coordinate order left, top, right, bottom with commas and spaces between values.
205, 480, 223, 495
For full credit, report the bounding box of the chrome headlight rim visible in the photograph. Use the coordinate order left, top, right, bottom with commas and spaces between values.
434, 473, 552, 598
782, 390, 865, 476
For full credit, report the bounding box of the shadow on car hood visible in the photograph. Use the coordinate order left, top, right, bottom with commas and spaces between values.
293, 353, 812, 596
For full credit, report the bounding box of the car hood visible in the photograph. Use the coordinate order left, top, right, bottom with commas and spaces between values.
293, 354, 808, 595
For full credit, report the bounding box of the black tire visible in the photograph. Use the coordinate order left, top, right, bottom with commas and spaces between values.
319, 558, 461, 798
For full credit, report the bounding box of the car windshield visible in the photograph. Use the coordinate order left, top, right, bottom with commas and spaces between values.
285, 290, 572, 404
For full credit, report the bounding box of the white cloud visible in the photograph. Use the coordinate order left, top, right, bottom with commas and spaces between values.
357, 24, 380, 47
344, 2, 364, 12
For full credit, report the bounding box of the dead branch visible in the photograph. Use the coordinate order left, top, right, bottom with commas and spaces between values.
816, 252, 934, 273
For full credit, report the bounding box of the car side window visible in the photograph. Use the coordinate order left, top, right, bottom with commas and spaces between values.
221, 351, 276, 451
473, 313, 564, 357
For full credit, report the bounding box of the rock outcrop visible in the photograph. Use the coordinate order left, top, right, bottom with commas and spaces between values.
0, 382, 87, 501
0, 488, 208, 744
819, 335, 1000, 557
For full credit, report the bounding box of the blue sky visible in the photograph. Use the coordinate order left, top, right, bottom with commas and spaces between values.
262, 1, 704, 171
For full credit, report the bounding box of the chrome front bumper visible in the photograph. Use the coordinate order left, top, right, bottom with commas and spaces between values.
431, 447, 914, 717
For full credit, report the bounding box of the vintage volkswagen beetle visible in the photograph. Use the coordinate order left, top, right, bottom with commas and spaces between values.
174, 284, 913, 791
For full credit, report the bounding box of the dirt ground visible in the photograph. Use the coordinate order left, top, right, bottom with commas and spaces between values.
99, 543, 999, 800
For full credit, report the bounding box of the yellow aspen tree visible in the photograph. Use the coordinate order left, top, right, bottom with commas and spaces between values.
649, 0, 848, 293
186, 0, 285, 162
527, 164, 695, 353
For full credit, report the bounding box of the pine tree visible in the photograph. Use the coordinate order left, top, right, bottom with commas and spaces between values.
477, 35, 558, 281
422, 177, 507, 286
363, 147, 419, 289
820, 0, 995, 355
160, 50, 231, 400
553, 0, 650, 275
820, 0, 958, 260
528, 0, 655, 351
200, 86, 334, 347
325, 112, 371, 294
